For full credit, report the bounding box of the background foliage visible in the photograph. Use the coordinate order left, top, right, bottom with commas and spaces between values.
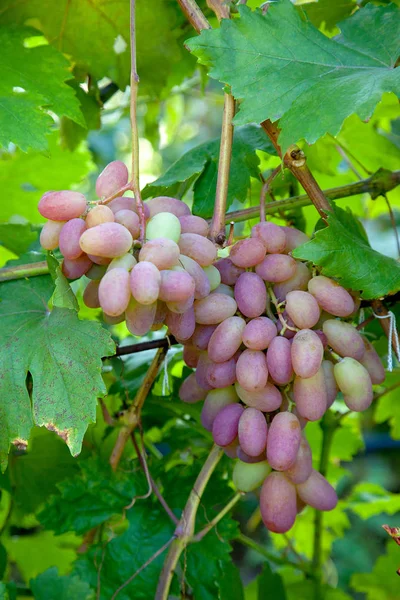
0, 0, 399, 598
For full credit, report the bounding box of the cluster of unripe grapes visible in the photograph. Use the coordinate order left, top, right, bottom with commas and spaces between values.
38, 161, 385, 535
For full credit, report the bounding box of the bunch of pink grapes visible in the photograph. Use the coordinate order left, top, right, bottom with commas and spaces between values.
177, 223, 385, 534
38, 161, 218, 332
38, 160, 385, 535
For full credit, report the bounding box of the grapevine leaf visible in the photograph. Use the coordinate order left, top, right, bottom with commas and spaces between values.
185, 517, 240, 600
0, 1, 195, 97
10, 428, 78, 514
143, 125, 277, 218
218, 563, 245, 600
0, 223, 38, 257
0, 273, 115, 469
60, 83, 101, 152
4, 530, 80, 583
292, 206, 400, 299
374, 371, 400, 439
257, 563, 287, 600
30, 568, 94, 600
302, 0, 357, 32
351, 542, 400, 600
346, 482, 400, 520
0, 26, 84, 152
0, 132, 94, 224
39, 457, 147, 535
74, 505, 174, 600
286, 581, 352, 600
186, 2, 400, 152
47, 253, 79, 312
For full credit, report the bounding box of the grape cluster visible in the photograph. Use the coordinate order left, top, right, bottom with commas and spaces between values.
178, 222, 386, 534
38, 161, 385, 535
38, 161, 218, 332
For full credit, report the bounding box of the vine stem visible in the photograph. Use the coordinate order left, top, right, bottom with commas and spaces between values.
261, 119, 331, 219
259, 165, 281, 222
224, 169, 400, 224
209, 92, 235, 244
177, 0, 211, 33
0, 261, 48, 282
129, 0, 145, 242
236, 533, 311, 574
155, 444, 224, 600
193, 492, 243, 541
1, 171, 399, 283
178, 0, 235, 245
113, 335, 178, 357
109, 347, 167, 470
311, 413, 340, 597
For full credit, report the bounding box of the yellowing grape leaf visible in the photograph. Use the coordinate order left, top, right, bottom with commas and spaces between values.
292, 206, 400, 299
0, 272, 115, 469
0, 26, 84, 152
187, 1, 400, 152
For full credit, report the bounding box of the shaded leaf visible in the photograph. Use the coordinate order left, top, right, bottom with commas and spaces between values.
74, 505, 174, 600
0, 26, 83, 151
31, 567, 94, 600
0, 0, 196, 97
143, 125, 276, 218
0, 223, 38, 257
302, 0, 357, 32
39, 457, 147, 535
292, 206, 400, 299
257, 563, 287, 600
219, 562, 245, 600
286, 580, 352, 600
10, 428, 79, 514
374, 371, 400, 439
351, 542, 400, 600
187, 2, 400, 152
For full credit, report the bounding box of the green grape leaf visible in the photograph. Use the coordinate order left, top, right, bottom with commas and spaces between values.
292, 206, 400, 299
0, 273, 115, 469
30, 568, 94, 600
0, 582, 12, 600
351, 542, 400, 600
10, 428, 78, 514
185, 517, 239, 600
346, 482, 400, 520
257, 563, 287, 600
0, 1, 195, 97
60, 82, 101, 152
39, 457, 147, 535
302, 0, 357, 32
186, 2, 400, 152
4, 531, 80, 583
0, 131, 94, 224
143, 125, 277, 218
374, 371, 400, 439
0, 26, 84, 152
219, 562, 245, 600
74, 505, 174, 600
0, 223, 38, 257
286, 581, 352, 600
47, 253, 79, 312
